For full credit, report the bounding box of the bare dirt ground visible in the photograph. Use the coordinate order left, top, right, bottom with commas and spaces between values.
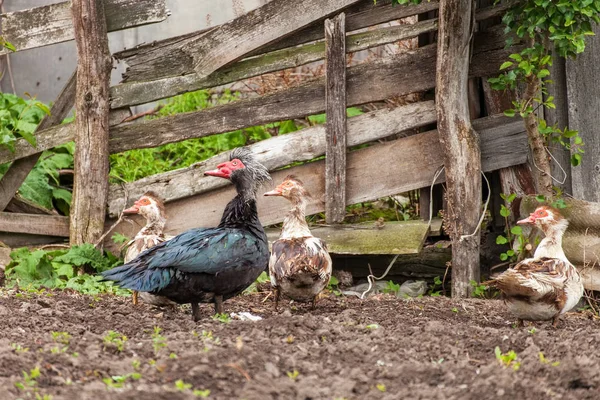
0, 289, 599, 400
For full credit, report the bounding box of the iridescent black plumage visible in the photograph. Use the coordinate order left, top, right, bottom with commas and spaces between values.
102, 148, 270, 320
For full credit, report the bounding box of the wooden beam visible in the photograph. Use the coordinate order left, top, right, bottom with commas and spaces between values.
435, 0, 480, 298
0, 33, 516, 165
108, 114, 527, 239
184, 0, 363, 78
70, 0, 112, 245
0, 71, 77, 211
325, 14, 347, 224
107, 101, 438, 216
266, 221, 430, 255
117, 0, 437, 84
0, 213, 69, 237
110, 19, 439, 109
0, 0, 168, 54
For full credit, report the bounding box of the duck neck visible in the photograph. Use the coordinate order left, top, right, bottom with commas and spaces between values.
280, 196, 312, 239
137, 214, 166, 238
219, 190, 265, 240
534, 219, 568, 260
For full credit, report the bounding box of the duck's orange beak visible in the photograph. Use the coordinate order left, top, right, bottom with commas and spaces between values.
517, 214, 536, 224
263, 188, 282, 196
123, 204, 140, 214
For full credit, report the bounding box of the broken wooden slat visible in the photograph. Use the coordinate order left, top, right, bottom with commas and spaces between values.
0, 213, 69, 237
0, 39, 516, 165
184, 0, 363, 78
107, 101, 438, 216
266, 221, 430, 255
107, 114, 527, 238
117, 0, 434, 83
325, 14, 347, 224
70, 0, 112, 245
0, 71, 77, 210
0, 0, 168, 55
110, 19, 438, 109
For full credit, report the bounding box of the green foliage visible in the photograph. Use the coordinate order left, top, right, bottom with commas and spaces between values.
489, 0, 599, 167
428, 276, 443, 297
327, 275, 342, 296
4, 245, 128, 295
174, 379, 211, 397
103, 372, 141, 389
103, 330, 128, 352
382, 280, 401, 296
287, 370, 300, 381
151, 326, 168, 355
495, 346, 521, 371
497, 193, 531, 262
212, 313, 232, 323
539, 352, 560, 367
242, 271, 270, 294
0, 92, 49, 152
469, 280, 490, 298
0, 37, 16, 52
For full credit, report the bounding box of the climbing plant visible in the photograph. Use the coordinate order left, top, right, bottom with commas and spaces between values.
488, 0, 599, 196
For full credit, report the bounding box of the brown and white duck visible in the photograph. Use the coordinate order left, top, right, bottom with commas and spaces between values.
264, 176, 332, 309
487, 205, 583, 327
123, 192, 176, 308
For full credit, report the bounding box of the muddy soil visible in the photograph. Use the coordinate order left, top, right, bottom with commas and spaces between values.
0, 289, 598, 400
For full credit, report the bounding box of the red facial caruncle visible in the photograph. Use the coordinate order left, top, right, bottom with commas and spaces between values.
204, 158, 245, 179
123, 196, 151, 214
517, 206, 550, 225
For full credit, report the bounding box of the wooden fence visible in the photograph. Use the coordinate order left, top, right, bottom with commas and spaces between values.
6, 0, 596, 281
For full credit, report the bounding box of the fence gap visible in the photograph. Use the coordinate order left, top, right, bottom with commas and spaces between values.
324, 13, 347, 224
70, 0, 112, 245
0, 71, 77, 211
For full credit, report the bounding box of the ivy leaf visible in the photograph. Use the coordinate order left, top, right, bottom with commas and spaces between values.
503, 109, 516, 118
536, 194, 547, 202
496, 235, 508, 245
571, 153, 582, 166
500, 253, 509, 261
510, 226, 523, 235
500, 61, 514, 70
537, 69, 550, 78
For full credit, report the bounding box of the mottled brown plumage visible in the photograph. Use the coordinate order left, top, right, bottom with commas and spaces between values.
123, 193, 176, 308
487, 206, 583, 327
264, 176, 332, 309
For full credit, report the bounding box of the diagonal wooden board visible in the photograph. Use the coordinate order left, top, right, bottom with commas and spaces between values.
266, 221, 430, 255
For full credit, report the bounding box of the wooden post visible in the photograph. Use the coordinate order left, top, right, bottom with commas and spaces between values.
324, 13, 347, 224
435, 0, 481, 298
70, 0, 112, 245
0, 72, 77, 210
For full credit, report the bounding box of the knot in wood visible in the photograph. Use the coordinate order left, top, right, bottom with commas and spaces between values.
84, 92, 93, 103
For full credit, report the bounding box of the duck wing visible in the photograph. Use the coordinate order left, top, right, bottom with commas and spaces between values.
102, 227, 267, 292
490, 257, 573, 301
269, 237, 332, 286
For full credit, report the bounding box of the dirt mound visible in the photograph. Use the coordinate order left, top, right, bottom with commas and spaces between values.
0, 290, 598, 399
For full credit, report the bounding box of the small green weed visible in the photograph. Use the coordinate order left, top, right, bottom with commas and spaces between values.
495, 346, 521, 371
11, 343, 29, 353
103, 330, 128, 352
15, 366, 40, 390
287, 370, 299, 381
51, 331, 71, 345
428, 276, 443, 297
212, 313, 231, 323
103, 372, 141, 389
382, 281, 400, 296
152, 326, 168, 355
174, 379, 211, 397
539, 352, 560, 367
376, 383, 386, 392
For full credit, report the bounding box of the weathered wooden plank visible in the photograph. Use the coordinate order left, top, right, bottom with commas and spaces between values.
108, 114, 527, 238
520, 196, 600, 231
0, 0, 168, 55
116, 0, 438, 83
0, 36, 515, 165
266, 221, 430, 255
325, 14, 347, 224
0, 71, 77, 210
110, 19, 439, 108
70, 0, 112, 245
107, 101, 438, 216
566, 23, 600, 202
0, 213, 69, 237
185, 0, 363, 78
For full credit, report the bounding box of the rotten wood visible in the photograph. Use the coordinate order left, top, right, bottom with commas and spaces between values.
184, 0, 363, 78
0, 71, 77, 211
0, 212, 69, 237
106, 114, 527, 240
110, 18, 439, 109
435, 0, 480, 298
70, 0, 112, 245
0, 0, 168, 55
325, 13, 347, 224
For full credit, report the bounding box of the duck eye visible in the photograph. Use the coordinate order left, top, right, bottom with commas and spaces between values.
232, 161, 237, 166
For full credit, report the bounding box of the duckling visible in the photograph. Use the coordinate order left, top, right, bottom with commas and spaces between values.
123, 192, 176, 308
264, 176, 332, 309
486, 206, 583, 327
